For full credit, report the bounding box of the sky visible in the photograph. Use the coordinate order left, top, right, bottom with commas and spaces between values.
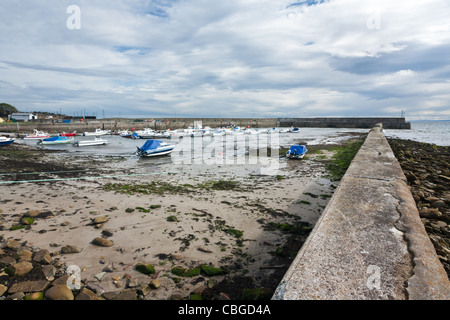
0, 0, 449, 120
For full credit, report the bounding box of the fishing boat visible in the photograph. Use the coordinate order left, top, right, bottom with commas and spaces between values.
23, 129, 50, 140
83, 128, 110, 136
286, 145, 308, 159
73, 137, 108, 147
0, 136, 14, 146
60, 131, 77, 137
37, 136, 73, 145
136, 140, 175, 157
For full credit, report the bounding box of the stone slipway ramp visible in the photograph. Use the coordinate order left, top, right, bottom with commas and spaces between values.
273, 125, 450, 300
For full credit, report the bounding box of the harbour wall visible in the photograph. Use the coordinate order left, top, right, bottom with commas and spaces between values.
272, 124, 449, 300
0, 117, 410, 134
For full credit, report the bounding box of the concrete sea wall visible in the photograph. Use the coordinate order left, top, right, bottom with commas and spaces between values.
272, 124, 449, 300
0, 117, 410, 135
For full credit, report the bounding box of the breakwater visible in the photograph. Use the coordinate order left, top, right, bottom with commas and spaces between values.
272, 124, 449, 300
0, 117, 410, 135
279, 117, 411, 129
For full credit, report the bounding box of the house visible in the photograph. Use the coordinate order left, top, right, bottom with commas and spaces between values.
9, 112, 38, 122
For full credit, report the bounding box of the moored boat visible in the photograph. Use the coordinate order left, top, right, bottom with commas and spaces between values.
136, 140, 175, 157
73, 137, 108, 147
23, 129, 50, 140
38, 136, 73, 145
60, 131, 77, 137
286, 145, 308, 159
0, 136, 14, 146
83, 128, 110, 136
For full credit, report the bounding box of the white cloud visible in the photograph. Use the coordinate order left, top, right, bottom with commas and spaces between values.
0, 0, 449, 119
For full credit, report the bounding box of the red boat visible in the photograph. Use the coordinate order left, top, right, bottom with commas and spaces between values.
59, 131, 77, 137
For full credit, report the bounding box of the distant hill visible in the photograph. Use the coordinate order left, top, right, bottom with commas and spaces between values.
0, 103, 19, 117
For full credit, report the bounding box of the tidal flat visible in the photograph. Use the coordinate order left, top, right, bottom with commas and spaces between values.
0, 133, 366, 300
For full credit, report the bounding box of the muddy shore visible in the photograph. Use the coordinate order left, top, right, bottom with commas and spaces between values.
0, 134, 365, 300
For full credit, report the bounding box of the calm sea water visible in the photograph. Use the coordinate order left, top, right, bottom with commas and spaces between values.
384, 120, 450, 146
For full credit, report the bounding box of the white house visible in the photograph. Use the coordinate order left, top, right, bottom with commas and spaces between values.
9, 112, 38, 122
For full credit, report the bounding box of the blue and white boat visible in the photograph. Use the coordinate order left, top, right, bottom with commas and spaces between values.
136, 140, 175, 157
0, 136, 14, 146
286, 145, 308, 159
38, 135, 73, 145
290, 127, 300, 133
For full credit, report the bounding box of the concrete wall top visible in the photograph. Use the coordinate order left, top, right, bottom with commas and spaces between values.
273, 125, 450, 300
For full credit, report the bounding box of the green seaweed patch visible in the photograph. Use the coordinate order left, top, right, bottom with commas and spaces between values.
171, 266, 201, 277
198, 180, 240, 191
225, 228, 243, 238
20, 217, 35, 225
265, 222, 312, 235
125, 208, 135, 213
190, 293, 203, 300
136, 207, 151, 213
326, 140, 364, 181
241, 288, 273, 300
201, 265, 227, 276
135, 263, 155, 275
167, 215, 179, 222
103, 181, 192, 195
10, 225, 26, 231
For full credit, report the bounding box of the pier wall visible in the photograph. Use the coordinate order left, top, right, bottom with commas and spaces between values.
272, 124, 449, 300
0, 117, 410, 135
278, 117, 411, 129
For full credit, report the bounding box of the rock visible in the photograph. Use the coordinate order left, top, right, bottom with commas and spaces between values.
0, 256, 16, 265
6, 292, 25, 300
75, 288, 105, 300
136, 283, 151, 296
24, 210, 41, 218
0, 284, 7, 296
101, 229, 114, 237
425, 196, 440, 203
18, 248, 33, 261
431, 200, 445, 208
419, 207, 442, 219
5, 239, 20, 249
92, 237, 114, 247
26, 292, 44, 300
7, 261, 33, 276
198, 247, 213, 253
8, 280, 50, 294
149, 279, 160, 289
33, 249, 53, 265
92, 216, 110, 225
95, 272, 107, 281
60, 245, 83, 254
135, 263, 155, 275
42, 265, 56, 281
45, 285, 74, 300
109, 288, 137, 300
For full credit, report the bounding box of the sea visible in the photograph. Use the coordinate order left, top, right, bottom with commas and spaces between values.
383, 120, 450, 147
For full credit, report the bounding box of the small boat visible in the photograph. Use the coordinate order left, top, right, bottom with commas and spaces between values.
38, 136, 73, 145
83, 128, 110, 136
0, 136, 14, 146
23, 129, 50, 140
73, 137, 108, 147
286, 145, 308, 159
136, 140, 175, 157
290, 127, 300, 133
60, 131, 77, 137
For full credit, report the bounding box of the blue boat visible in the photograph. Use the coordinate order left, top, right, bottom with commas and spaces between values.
137, 140, 175, 157
286, 145, 308, 159
37, 135, 73, 145
0, 136, 14, 146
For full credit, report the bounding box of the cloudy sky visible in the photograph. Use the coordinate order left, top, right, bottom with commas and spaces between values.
0, 0, 449, 119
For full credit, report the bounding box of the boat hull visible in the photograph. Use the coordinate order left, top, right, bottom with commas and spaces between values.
0, 138, 14, 146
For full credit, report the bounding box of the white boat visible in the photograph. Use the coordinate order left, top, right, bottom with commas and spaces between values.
212, 130, 226, 136
136, 140, 175, 157
23, 129, 50, 140
73, 137, 108, 147
244, 128, 260, 135
83, 128, 110, 136
0, 136, 14, 146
